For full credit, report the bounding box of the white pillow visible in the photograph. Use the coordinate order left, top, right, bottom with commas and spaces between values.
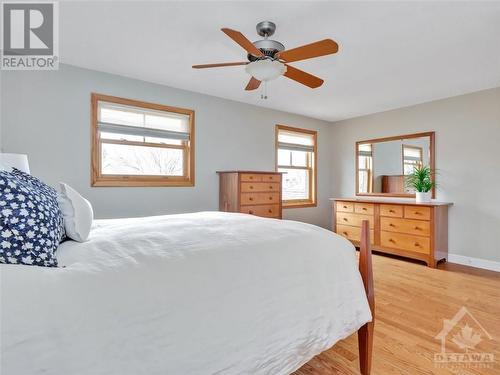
57, 182, 94, 242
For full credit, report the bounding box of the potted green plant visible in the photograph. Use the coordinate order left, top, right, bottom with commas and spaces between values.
406, 166, 436, 203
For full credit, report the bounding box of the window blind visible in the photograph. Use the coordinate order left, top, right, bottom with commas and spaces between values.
98, 122, 190, 141
277, 130, 314, 152
404, 156, 421, 162
358, 150, 373, 157
97, 102, 190, 140
277, 142, 314, 152
403, 147, 422, 161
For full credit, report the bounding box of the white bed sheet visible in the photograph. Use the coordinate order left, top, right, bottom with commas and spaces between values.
1, 212, 371, 375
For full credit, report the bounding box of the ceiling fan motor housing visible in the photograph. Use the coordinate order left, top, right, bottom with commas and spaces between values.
248, 39, 285, 61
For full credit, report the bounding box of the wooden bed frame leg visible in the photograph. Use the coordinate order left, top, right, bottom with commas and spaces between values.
358, 220, 375, 375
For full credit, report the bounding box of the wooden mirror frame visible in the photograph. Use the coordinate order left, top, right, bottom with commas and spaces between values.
355, 131, 435, 198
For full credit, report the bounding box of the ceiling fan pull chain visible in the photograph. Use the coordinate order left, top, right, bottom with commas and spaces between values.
261, 81, 268, 100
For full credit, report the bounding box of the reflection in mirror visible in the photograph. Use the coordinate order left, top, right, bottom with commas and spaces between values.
358, 144, 373, 193
356, 132, 434, 197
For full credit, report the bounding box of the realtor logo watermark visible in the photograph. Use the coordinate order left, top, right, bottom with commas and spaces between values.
1, 1, 58, 70
434, 306, 494, 369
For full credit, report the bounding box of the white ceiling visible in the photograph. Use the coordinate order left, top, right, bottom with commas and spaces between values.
60, 1, 500, 122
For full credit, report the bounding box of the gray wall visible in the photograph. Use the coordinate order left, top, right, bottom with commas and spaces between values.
0, 71, 3, 144
330, 87, 500, 262
1, 64, 332, 228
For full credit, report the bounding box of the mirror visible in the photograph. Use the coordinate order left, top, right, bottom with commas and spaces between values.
356, 132, 435, 197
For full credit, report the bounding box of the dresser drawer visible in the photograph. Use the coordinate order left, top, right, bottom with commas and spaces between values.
240, 173, 281, 183
380, 204, 403, 218
241, 192, 280, 205
337, 225, 374, 245
336, 201, 354, 213
404, 206, 431, 220
354, 203, 374, 215
336, 212, 374, 229
260, 174, 281, 183
240, 173, 262, 182
241, 182, 280, 193
380, 217, 431, 237
240, 204, 280, 218
380, 231, 430, 254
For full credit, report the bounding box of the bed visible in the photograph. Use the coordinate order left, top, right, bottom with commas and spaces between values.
0, 212, 374, 375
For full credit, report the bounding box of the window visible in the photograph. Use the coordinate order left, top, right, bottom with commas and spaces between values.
358, 143, 373, 193
402, 145, 423, 175
91, 93, 194, 187
275, 125, 317, 208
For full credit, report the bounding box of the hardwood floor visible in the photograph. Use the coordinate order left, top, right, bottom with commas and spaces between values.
295, 254, 500, 375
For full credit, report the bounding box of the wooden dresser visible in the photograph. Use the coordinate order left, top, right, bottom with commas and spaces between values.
217, 171, 282, 219
332, 198, 452, 267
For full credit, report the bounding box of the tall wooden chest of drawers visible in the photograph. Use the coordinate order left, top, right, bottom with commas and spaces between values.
217, 171, 283, 219
332, 198, 453, 268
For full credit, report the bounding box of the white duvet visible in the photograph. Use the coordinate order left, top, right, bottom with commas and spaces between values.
0, 212, 371, 375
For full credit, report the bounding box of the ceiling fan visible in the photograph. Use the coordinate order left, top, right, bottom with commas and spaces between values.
192, 21, 339, 92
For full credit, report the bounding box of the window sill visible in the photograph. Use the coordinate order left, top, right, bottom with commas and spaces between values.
92, 176, 194, 187
283, 201, 317, 209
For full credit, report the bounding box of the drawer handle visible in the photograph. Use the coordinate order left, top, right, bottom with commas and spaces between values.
414, 226, 420, 230
268, 209, 272, 213
343, 218, 348, 222
269, 196, 273, 200
249, 210, 254, 214
389, 238, 395, 243
389, 223, 395, 227
343, 205, 348, 209
342, 231, 348, 236
414, 211, 421, 215
249, 197, 254, 201
249, 185, 254, 189
389, 209, 395, 213
414, 242, 420, 247
269, 185, 273, 189
362, 207, 367, 211
249, 176, 253, 180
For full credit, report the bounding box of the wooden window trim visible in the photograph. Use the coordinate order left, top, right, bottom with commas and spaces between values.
91, 93, 195, 187
275, 124, 317, 209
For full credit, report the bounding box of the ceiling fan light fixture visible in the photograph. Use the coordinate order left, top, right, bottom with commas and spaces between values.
245, 60, 286, 82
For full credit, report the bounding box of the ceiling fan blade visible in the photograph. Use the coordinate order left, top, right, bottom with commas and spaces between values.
284, 65, 324, 88
245, 77, 261, 91
221, 28, 264, 57
276, 39, 339, 63
192, 62, 248, 69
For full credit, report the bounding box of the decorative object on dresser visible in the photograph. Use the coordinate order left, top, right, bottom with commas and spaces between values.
331, 198, 453, 268
406, 166, 436, 203
217, 171, 282, 219
356, 131, 435, 198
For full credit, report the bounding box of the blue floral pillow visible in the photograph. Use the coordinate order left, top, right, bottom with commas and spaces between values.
0, 170, 65, 267
11, 168, 55, 197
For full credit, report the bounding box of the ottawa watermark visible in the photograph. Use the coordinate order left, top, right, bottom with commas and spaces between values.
1, 1, 59, 70
434, 306, 494, 370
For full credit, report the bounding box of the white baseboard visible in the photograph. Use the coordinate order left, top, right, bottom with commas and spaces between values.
448, 254, 500, 272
